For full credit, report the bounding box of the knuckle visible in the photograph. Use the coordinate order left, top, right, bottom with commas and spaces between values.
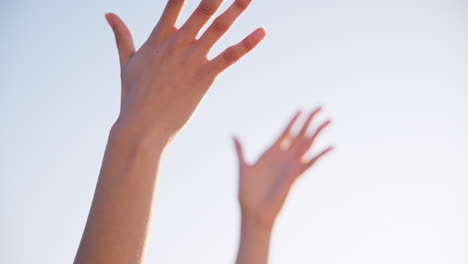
159, 35, 180, 54
197, 0, 217, 16
243, 36, 256, 50
222, 48, 239, 64
171, 32, 184, 45
212, 20, 228, 34
167, 0, 184, 6
234, 0, 251, 9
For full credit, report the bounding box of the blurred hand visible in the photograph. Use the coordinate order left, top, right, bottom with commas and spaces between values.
233, 107, 333, 229
105, 0, 266, 143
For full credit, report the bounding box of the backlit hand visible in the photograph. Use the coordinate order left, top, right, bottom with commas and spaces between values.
105, 0, 266, 143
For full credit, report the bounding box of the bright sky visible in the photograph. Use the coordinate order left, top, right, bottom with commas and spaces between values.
1, 0, 467, 263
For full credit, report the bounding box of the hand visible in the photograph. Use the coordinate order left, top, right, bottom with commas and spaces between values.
233, 107, 333, 229
105, 0, 266, 144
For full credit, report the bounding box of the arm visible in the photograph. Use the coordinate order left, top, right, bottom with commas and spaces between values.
234, 108, 333, 264
74, 0, 266, 263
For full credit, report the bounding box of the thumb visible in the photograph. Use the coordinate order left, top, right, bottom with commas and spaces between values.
105, 13, 136, 71
232, 136, 246, 166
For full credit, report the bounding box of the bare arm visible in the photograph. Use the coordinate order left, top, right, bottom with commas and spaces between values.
234, 108, 333, 264
74, 0, 265, 263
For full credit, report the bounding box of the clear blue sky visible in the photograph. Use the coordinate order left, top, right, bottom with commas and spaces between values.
1, 0, 467, 263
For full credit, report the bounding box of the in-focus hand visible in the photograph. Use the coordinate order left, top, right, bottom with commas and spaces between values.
105, 0, 266, 143
233, 107, 333, 229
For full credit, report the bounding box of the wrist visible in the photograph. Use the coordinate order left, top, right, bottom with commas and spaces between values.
236, 215, 273, 264
240, 214, 274, 235
109, 118, 171, 155
240, 207, 278, 231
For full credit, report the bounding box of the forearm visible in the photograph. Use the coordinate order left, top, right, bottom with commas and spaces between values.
74, 122, 168, 264
235, 217, 273, 264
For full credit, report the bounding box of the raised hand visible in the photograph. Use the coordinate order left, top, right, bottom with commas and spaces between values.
75, 2, 265, 263
233, 107, 333, 229
105, 0, 266, 144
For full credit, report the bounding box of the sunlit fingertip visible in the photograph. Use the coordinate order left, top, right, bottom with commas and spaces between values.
253, 27, 267, 41
295, 109, 303, 116
318, 146, 335, 157
312, 106, 322, 115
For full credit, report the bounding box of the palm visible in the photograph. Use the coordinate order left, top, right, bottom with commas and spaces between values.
234, 108, 333, 228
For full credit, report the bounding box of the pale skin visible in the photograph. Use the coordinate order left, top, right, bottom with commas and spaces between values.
234, 108, 333, 264
74, 0, 332, 263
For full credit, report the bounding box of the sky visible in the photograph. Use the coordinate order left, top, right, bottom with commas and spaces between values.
1, 0, 467, 263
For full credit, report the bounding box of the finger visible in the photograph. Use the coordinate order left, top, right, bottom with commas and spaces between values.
289, 106, 322, 152
233, 136, 246, 166
178, 0, 224, 41
206, 27, 266, 76
296, 119, 332, 158
147, 0, 186, 45
272, 110, 302, 148
297, 146, 334, 177
195, 0, 253, 54
105, 13, 136, 71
